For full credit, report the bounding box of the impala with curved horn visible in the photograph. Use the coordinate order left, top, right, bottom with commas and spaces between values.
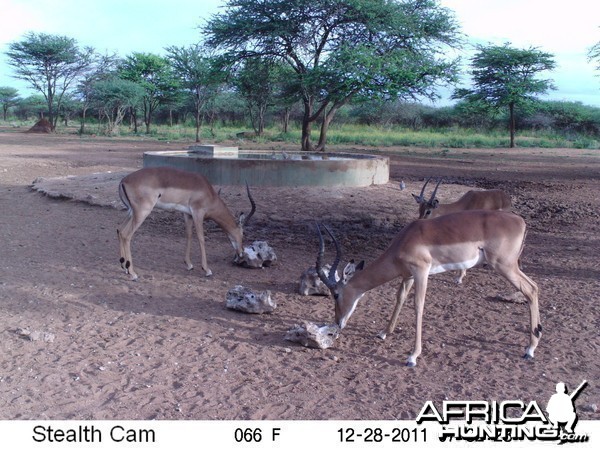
412, 177, 512, 220
412, 178, 513, 283
117, 167, 256, 280
315, 211, 540, 367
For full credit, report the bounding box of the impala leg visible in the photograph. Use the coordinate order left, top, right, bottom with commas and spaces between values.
117, 224, 128, 270
455, 269, 467, 284
117, 209, 150, 281
183, 213, 194, 271
495, 264, 541, 359
407, 274, 428, 367
192, 212, 212, 277
378, 278, 414, 340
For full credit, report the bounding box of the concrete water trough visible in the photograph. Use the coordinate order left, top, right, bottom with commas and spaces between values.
143, 145, 389, 187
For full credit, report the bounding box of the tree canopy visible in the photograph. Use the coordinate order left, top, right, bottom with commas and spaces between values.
166, 44, 224, 142
589, 39, 600, 73
0, 86, 21, 121
204, 0, 461, 151
91, 78, 145, 135
119, 52, 180, 134
5, 32, 95, 130
453, 43, 556, 147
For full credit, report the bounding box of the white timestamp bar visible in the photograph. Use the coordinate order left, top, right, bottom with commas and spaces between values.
0, 420, 596, 450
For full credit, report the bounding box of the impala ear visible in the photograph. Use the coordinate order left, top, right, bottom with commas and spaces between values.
431, 199, 440, 208
237, 212, 246, 227
342, 259, 365, 283
412, 193, 423, 204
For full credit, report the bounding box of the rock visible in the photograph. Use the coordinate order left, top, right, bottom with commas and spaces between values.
15, 328, 55, 342
580, 403, 598, 413
225, 285, 276, 314
495, 291, 526, 303
235, 241, 277, 269
284, 321, 340, 349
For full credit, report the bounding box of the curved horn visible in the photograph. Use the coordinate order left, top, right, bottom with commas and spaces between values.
418, 177, 432, 201
322, 224, 341, 284
242, 181, 256, 227
428, 178, 443, 204
315, 223, 340, 290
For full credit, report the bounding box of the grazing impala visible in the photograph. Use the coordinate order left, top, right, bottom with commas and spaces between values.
117, 167, 255, 280
413, 178, 513, 283
412, 178, 512, 219
316, 210, 540, 367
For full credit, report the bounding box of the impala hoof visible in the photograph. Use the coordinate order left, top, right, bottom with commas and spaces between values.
406, 356, 417, 367
205, 269, 213, 277
523, 353, 534, 361
377, 331, 387, 340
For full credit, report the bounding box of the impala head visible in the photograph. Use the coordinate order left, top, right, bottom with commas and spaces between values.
412, 177, 443, 219
315, 223, 364, 329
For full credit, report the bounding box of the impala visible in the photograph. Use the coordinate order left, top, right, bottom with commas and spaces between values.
412, 178, 512, 219
316, 210, 540, 367
413, 178, 513, 283
117, 167, 256, 280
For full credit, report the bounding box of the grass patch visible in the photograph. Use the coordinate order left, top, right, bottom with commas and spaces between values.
11, 119, 597, 150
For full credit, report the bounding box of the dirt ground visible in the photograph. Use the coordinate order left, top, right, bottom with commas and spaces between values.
0, 129, 598, 420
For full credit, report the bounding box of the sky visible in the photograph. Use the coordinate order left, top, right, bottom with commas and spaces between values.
1, 0, 600, 107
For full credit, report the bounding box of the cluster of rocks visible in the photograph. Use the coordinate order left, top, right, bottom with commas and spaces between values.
227, 240, 346, 349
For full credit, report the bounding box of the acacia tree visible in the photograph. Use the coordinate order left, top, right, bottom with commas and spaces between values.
589, 39, 600, 74
233, 57, 283, 136
453, 43, 556, 148
165, 44, 224, 142
119, 53, 180, 134
204, 0, 461, 151
0, 87, 20, 120
5, 32, 95, 130
76, 52, 121, 134
13, 95, 46, 120
91, 78, 145, 135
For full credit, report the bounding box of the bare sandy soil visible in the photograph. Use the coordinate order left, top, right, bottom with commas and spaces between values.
0, 129, 598, 420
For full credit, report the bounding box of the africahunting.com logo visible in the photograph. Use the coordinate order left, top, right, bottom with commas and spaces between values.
417, 380, 589, 444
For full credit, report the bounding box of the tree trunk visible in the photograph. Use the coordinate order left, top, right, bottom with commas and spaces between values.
509, 102, 515, 148
80, 107, 87, 135
315, 104, 343, 152
282, 107, 290, 133
46, 82, 56, 132
301, 97, 314, 151
143, 100, 152, 134
195, 109, 202, 143
257, 104, 266, 136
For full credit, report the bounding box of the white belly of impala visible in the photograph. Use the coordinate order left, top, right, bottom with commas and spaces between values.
429, 250, 484, 275
155, 200, 192, 215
